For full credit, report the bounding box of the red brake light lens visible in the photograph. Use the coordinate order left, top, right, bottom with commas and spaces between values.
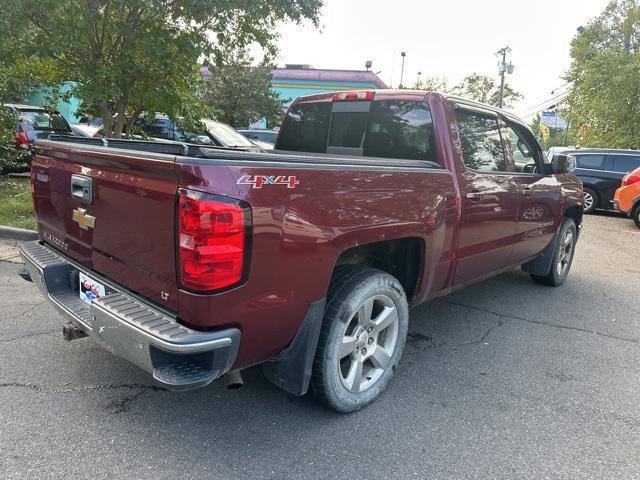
333, 91, 375, 102
178, 190, 251, 292
15, 131, 29, 149
622, 173, 640, 187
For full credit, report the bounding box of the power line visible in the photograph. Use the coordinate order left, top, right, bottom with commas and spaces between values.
520, 98, 570, 120
518, 90, 571, 118
550, 80, 573, 94
519, 89, 571, 115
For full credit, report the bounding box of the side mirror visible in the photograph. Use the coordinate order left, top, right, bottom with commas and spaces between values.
550, 154, 575, 175
522, 163, 538, 174
517, 138, 532, 157
195, 135, 212, 145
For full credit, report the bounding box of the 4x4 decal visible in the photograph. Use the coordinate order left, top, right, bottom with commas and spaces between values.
237, 175, 300, 189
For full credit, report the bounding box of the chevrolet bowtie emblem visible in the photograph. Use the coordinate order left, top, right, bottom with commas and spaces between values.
72, 208, 96, 230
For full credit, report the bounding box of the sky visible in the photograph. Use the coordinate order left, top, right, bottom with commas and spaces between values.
274, 0, 611, 119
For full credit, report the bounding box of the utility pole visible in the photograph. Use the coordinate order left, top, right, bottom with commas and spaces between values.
496, 46, 514, 108
399, 52, 406, 88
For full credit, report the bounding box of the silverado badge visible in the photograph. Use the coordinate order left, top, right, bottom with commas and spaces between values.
72, 208, 96, 230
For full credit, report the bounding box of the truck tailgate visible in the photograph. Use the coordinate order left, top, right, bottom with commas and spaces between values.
31, 141, 180, 311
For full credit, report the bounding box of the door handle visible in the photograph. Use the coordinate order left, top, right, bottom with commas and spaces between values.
521, 186, 533, 197
465, 191, 483, 200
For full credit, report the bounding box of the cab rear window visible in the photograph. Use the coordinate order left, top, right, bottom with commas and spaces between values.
277, 99, 438, 164
277, 102, 331, 153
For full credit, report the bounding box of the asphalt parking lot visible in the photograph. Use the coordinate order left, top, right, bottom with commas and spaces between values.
0, 213, 638, 480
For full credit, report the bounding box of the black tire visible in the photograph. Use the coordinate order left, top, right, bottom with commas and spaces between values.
632, 204, 640, 229
531, 218, 578, 286
311, 266, 409, 413
582, 187, 598, 214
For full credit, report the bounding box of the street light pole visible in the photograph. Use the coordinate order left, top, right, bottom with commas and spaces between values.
399, 52, 406, 89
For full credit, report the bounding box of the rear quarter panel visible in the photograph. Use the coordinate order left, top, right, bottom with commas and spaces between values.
174, 159, 457, 368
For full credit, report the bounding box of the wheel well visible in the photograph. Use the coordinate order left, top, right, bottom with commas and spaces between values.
333, 238, 422, 300
564, 205, 583, 229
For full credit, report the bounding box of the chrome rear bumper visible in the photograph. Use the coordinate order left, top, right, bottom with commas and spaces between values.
18, 240, 240, 391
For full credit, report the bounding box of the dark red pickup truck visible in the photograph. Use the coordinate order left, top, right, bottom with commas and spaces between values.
19, 91, 583, 412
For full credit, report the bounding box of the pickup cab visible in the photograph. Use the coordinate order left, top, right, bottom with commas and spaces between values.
18, 91, 584, 412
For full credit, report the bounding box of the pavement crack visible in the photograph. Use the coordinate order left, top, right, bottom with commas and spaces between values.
0, 301, 47, 309
105, 390, 147, 414
0, 382, 166, 394
0, 329, 58, 343
407, 310, 502, 350
441, 299, 640, 345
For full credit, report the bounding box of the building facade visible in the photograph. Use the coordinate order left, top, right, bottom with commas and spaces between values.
271, 65, 387, 107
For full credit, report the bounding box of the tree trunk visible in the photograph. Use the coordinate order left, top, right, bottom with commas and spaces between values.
124, 106, 144, 138
112, 99, 128, 138
100, 103, 113, 139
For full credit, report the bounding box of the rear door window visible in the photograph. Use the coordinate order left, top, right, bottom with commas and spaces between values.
612, 155, 640, 173
576, 155, 606, 170
276, 102, 331, 153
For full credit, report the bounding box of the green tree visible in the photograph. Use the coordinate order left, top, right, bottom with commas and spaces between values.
565, 0, 640, 148
0, 72, 27, 172
7, 0, 322, 137
202, 49, 284, 128
412, 76, 451, 93
452, 73, 523, 108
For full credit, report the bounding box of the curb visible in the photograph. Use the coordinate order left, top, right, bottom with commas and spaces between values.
0, 225, 38, 242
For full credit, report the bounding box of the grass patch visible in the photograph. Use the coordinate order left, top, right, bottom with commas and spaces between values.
0, 175, 36, 230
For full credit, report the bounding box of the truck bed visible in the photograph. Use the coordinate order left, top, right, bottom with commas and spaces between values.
31, 136, 456, 370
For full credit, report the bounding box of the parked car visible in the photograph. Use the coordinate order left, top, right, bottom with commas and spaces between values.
248, 138, 274, 150
6, 104, 72, 160
77, 115, 104, 128
613, 166, 640, 228
546, 146, 576, 161
137, 114, 258, 150
70, 123, 102, 138
19, 90, 583, 413
557, 148, 640, 213
238, 129, 278, 145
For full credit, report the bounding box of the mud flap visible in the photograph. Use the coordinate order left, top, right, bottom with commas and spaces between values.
262, 298, 326, 396
521, 231, 561, 276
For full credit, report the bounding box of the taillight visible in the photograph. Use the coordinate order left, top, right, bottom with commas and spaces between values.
15, 131, 29, 149
333, 91, 375, 102
622, 173, 640, 186
178, 189, 251, 292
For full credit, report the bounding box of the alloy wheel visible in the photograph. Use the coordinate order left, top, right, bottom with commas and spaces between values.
556, 230, 575, 277
583, 192, 594, 212
338, 295, 399, 393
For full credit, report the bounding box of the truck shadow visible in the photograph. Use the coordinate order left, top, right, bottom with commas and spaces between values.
72, 266, 619, 474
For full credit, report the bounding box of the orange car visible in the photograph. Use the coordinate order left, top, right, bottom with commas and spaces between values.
613, 166, 640, 228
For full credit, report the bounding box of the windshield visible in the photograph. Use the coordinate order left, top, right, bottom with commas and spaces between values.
201, 119, 253, 147
18, 110, 71, 132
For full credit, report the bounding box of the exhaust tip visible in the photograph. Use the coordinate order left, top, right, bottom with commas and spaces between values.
63, 321, 87, 341
223, 370, 244, 389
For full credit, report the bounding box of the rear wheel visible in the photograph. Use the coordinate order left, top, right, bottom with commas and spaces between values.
582, 187, 598, 214
632, 204, 640, 229
311, 266, 408, 413
531, 218, 577, 286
